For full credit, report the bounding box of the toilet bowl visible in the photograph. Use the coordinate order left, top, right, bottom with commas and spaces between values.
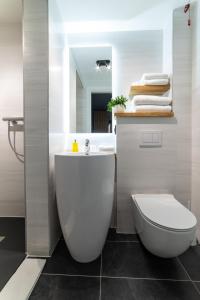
132, 194, 197, 258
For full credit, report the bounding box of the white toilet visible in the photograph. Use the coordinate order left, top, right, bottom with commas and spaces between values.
132, 194, 197, 258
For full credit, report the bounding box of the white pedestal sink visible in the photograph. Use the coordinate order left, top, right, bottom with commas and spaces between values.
55, 152, 115, 263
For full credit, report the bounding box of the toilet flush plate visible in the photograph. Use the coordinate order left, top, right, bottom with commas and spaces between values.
140, 130, 162, 147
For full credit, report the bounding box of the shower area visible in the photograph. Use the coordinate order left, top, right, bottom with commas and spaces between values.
0, 2, 25, 290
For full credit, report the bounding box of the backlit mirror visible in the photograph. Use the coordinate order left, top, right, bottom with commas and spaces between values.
69, 46, 112, 133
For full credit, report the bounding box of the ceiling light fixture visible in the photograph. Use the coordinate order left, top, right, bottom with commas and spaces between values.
96, 60, 111, 71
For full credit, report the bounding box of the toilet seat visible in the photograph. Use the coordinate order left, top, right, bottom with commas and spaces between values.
133, 194, 197, 232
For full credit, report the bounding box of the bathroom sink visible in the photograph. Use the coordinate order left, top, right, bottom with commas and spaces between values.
55, 151, 115, 262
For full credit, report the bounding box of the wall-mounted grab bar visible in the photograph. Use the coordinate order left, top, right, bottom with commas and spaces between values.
2, 117, 24, 163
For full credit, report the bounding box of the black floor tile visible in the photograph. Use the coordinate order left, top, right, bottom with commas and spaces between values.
29, 275, 100, 300
0, 217, 25, 291
0, 249, 25, 291
107, 228, 139, 242
101, 278, 200, 300
0, 217, 25, 252
194, 282, 200, 294
179, 247, 200, 281
43, 240, 101, 276
102, 242, 189, 280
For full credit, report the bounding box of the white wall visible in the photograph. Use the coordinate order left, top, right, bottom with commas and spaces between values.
116, 8, 192, 233
115, 31, 163, 233
0, 24, 24, 216
191, 0, 200, 241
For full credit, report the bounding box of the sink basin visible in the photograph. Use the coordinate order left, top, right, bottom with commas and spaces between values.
56, 151, 114, 156
55, 152, 115, 262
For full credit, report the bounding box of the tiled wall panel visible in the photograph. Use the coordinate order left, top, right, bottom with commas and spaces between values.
24, 0, 50, 255
0, 24, 24, 216
191, 1, 200, 241
116, 8, 192, 233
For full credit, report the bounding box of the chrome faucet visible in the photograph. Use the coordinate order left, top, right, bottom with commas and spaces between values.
85, 139, 90, 155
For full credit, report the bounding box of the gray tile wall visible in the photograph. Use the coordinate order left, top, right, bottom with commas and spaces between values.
48, 0, 66, 254
191, 1, 200, 241
24, 0, 50, 256
116, 7, 192, 233
24, 0, 65, 256
24, 0, 66, 256
0, 24, 24, 216
172, 7, 192, 208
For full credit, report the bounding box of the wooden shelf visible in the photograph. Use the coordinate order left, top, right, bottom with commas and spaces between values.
115, 111, 174, 117
130, 84, 170, 96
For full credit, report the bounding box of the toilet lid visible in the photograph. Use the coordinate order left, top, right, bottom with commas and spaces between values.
133, 194, 197, 231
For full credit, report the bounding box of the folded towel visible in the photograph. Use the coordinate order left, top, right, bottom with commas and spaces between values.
135, 105, 172, 112
98, 145, 115, 152
142, 73, 169, 81
143, 79, 169, 86
134, 95, 172, 106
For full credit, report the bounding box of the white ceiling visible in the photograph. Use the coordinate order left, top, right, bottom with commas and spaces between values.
71, 47, 112, 90
0, 0, 22, 23
0, 0, 188, 27
57, 0, 165, 22
57, 0, 189, 33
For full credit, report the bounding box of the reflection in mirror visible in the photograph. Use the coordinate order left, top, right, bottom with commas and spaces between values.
69, 47, 112, 133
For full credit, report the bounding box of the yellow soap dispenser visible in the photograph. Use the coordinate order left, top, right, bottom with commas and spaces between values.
72, 139, 79, 152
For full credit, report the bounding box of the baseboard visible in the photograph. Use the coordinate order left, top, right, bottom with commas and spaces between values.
0, 216, 25, 218
0, 258, 46, 300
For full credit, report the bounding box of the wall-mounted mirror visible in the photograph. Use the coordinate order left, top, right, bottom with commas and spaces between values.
69, 46, 112, 133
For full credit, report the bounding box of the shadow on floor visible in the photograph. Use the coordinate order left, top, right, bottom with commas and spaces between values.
0, 217, 25, 291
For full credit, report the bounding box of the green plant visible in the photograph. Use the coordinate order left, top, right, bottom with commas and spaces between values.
107, 95, 128, 112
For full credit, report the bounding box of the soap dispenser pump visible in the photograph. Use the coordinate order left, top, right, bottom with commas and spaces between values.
72, 139, 79, 152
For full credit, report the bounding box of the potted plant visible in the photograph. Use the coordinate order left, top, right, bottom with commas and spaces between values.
107, 95, 128, 113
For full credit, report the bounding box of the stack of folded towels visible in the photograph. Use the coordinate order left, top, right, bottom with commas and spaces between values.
132, 73, 172, 112
141, 73, 169, 86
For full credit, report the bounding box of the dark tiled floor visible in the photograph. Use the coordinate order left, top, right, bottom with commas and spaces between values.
29, 229, 200, 299
0, 217, 25, 291
101, 278, 200, 300
102, 242, 188, 279
43, 239, 101, 276
107, 228, 139, 242
30, 275, 100, 300
194, 282, 200, 294
179, 246, 200, 281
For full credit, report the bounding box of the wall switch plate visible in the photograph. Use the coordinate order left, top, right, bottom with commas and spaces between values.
140, 131, 162, 147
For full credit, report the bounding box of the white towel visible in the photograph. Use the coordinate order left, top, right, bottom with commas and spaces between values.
134, 95, 172, 106
143, 79, 169, 86
135, 105, 172, 112
142, 73, 169, 81
98, 145, 115, 152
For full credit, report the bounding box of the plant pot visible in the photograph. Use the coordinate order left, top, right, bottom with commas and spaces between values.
112, 105, 125, 113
